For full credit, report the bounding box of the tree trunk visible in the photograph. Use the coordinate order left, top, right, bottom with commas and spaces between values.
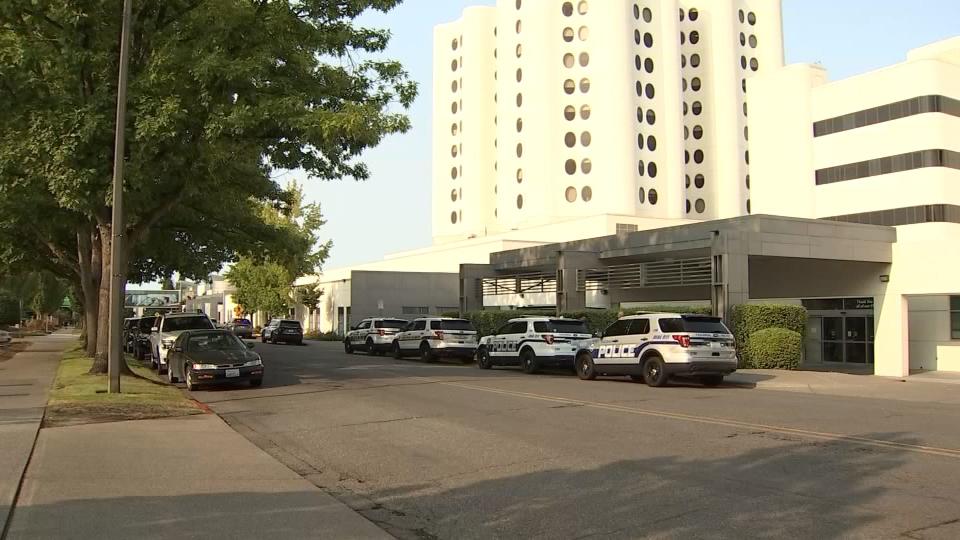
90, 225, 111, 373
78, 227, 100, 358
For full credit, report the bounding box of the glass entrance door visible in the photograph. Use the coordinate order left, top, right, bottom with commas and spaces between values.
821, 316, 874, 365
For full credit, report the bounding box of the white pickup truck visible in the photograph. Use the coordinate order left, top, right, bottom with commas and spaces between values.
149, 312, 215, 374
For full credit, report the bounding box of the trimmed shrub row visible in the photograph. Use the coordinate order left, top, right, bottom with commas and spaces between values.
731, 304, 807, 369
745, 328, 803, 370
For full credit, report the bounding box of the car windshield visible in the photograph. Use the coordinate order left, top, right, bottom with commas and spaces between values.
163, 316, 214, 332
658, 317, 730, 334
138, 319, 154, 331
438, 320, 475, 331
375, 319, 408, 329
279, 321, 302, 329
535, 320, 590, 334
188, 332, 245, 351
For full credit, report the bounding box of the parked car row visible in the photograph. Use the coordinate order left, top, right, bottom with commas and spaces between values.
345, 313, 738, 387
0, 329, 12, 346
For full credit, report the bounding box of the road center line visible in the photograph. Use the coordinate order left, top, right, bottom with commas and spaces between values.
408, 376, 960, 460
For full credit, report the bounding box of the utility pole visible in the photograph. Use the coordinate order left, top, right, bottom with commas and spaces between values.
108, 0, 134, 394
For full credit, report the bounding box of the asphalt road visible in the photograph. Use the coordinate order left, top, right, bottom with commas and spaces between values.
188, 340, 960, 539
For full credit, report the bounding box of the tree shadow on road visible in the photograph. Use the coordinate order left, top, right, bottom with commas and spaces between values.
371, 432, 944, 539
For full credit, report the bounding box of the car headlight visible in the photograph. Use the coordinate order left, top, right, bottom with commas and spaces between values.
192, 363, 218, 370
243, 358, 263, 367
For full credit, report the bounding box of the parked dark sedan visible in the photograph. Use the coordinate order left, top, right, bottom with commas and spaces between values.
167, 330, 264, 390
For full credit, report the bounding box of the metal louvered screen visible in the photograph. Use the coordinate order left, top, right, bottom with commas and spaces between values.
481, 272, 558, 296
577, 257, 712, 291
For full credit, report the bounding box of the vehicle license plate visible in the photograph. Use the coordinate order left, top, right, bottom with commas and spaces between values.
225, 369, 240, 378
710, 342, 721, 349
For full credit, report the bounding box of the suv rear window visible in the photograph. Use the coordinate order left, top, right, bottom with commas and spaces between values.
375, 319, 408, 329
163, 316, 214, 332
534, 320, 590, 334
658, 317, 729, 334
280, 320, 302, 329
437, 319, 475, 331
232, 319, 252, 326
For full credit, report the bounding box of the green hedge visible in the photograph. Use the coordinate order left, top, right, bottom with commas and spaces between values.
304, 330, 343, 342
745, 327, 802, 370
731, 304, 807, 368
458, 305, 712, 337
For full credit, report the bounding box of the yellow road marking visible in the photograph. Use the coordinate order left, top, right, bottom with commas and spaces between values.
407, 376, 960, 460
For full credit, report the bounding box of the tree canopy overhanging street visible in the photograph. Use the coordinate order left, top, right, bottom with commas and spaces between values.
0, 0, 417, 372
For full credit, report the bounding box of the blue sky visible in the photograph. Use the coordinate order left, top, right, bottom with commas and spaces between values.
298, 0, 960, 271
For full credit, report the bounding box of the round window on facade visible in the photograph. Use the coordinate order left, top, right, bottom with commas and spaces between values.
564, 132, 576, 147
694, 149, 704, 163
639, 188, 646, 203
643, 7, 653, 23
749, 35, 758, 48
648, 162, 658, 178
690, 31, 699, 45
683, 101, 688, 115
648, 188, 659, 205
679, 8, 685, 21
742, 79, 747, 93
451, 102, 458, 114
684, 150, 690, 164
643, 33, 653, 48
740, 56, 747, 69
747, 199, 752, 214
516, 68, 523, 82
563, 53, 575, 68
750, 58, 759, 71
564, 105, 576, 120
581, 186, 592, 202
634, 29, 641, 45
744, 126, 749, 140
644, 58, 654, 73
745, 150, 750, 164
645, 83, 655, 99
691, 54, 701, 68
515, 44, 522, 57
516, 118, 523, 132
748, 12, 756, 25
636, 107, 643, 123
516, 0, 521, 9
581, 131, 592, 146
452, 39, 459, 51
451, 167, 458, 179
516, 20, 522, 34
695, 174, 705, 188
647, 135, 657, 151
635, 55, 642, 71
516, 169, 523, 183
635, 81, 643, 97
740, 33, 746, 46
516, 194, 524, 209
562, 2, 573, 16
689, 8, 699, 21
684, 126, 689, 140
451, 123, 458, 136
695, 199, 705, 214
563, 27, 575, 42
579, 52, 589, 67
580, 105, 591, 119
578, 1, 588, 15
637, 133, 644, 150
743, 102, 748, 116
692, 101, 702, 115
746, 174, 751, 188
516, 143, 523, 158
579, 26, 589, 41
580, 78, 590, 93
451, 59, 458, 71
451, 189, 458, 202
563, 79, 576, 94
581, 159, 592, 174
682, 78, 688, 92
638, 160, 645, 176
451, 145, 458, 157
646, 109, 656, 125
516, 93, 522, 107
693, 125, 703, 139
686, 199, 691, 213
633, 4, 640, 20
738, 9, 745, 23
691, 77, 701, 91
685, 174, 691, 188
452, 80, 458, 92
565, 186, 577, 203
680, 33, 686, 46
451, 211, 458, 224
565, 159, 577, 175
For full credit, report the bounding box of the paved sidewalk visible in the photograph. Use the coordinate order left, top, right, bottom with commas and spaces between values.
0, 333, 73, 534
728, 368, 960, 404
6, 413, 392, 539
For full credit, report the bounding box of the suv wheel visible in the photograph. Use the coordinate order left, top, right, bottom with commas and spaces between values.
476, 347, 492, 369
642, 355, 669, 387
700, 375, 724, 387
576, 351, 596, 380
366, 338, 378, 356
344, 340, 353, 354
185, 364, 196, 391
520, 349, 539, 375
392, 342, 402, 359
420, 343, 435, 363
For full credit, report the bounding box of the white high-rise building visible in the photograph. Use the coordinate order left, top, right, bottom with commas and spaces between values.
432, 0, 784, 243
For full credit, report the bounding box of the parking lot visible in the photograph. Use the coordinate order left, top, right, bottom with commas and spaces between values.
185, 340, 960, 539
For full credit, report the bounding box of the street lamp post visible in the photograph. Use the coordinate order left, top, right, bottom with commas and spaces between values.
108, 0, 134, 394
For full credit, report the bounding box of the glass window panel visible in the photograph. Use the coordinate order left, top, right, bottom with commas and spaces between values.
846, 317, 867, 341
822, 317, 843, 340
823, 342, 844, 363
846, 343, 867, 364
950, 296, 960, 311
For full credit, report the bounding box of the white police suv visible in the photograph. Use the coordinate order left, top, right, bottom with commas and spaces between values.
476, 317, 593, 374
392, 317, 478, 362
574, 313, 737, 387
344, 318, 409, 355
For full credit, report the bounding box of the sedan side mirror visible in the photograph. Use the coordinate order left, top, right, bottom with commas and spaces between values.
246, 342, 255, 349
172, 346, 183, 353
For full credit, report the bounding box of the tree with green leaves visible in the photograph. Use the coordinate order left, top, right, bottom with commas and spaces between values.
226, 259, 293, 320
0, 1, 415, 371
